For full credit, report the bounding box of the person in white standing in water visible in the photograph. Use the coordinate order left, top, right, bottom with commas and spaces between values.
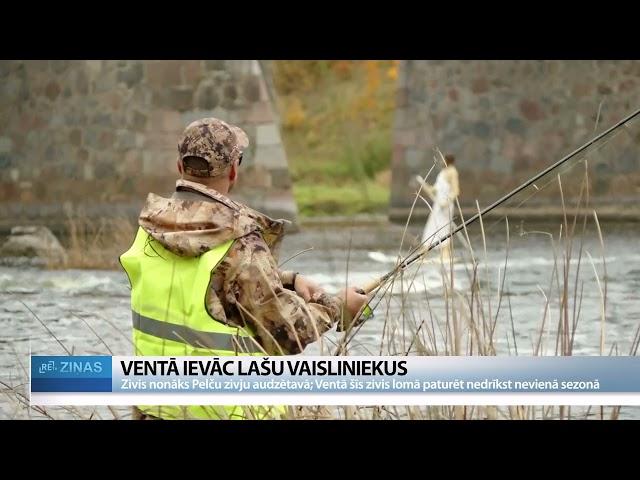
415, 153, 460, 261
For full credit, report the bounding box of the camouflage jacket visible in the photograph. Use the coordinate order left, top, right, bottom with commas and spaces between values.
138, 179, 342, 355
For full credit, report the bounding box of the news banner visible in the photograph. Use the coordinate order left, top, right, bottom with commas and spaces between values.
30, 356, 640, 405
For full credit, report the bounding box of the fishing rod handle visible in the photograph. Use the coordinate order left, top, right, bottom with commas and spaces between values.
361, 277, 384, 294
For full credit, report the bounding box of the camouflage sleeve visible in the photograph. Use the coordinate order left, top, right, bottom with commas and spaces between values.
221, 232, 341, 355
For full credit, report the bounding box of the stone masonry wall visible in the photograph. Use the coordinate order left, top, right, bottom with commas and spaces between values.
391, 60, 640, 221
0, 60, 297, 232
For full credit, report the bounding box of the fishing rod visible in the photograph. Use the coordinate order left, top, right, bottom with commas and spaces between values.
359, 107, 640, 297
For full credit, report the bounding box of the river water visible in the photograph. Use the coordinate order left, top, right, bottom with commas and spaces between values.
1, 220, 639, 419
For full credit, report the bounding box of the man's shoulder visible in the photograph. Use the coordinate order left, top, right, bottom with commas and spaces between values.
444, 166, 459, 179
222, 231, 277, 281
233, 230, 271, 254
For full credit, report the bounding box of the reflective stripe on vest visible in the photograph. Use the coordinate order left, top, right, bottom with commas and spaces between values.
132, 311, 263, 354
119, 227, 282, 420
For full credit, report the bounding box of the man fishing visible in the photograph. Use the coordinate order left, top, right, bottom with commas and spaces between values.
363, 109, 640, 299
120, 117, 368, 419
415, 153, 460, 261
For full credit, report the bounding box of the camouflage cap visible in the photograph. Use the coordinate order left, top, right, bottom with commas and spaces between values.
178, 118, 249, 177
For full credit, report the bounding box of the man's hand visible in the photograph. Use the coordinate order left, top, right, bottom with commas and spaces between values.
335, 287, 369, 331
293, 274, 325, 302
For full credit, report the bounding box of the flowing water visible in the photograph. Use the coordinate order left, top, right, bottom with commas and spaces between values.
2, 220, 639, 419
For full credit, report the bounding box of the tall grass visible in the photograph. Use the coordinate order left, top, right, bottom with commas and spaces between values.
321, 161, 639, 420
3, 162, 638, 420
46, 208, 136, 270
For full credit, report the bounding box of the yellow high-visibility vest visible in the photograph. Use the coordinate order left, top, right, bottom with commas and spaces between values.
120, 227, 283, 420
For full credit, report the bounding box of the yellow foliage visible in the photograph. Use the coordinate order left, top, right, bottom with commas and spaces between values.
272, 59, 399, 207
364, 60, 381, 94
273, 60, 330, 94
330, 60, 354, 80
387, 60, 399, 80
283, 97, 306, 130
